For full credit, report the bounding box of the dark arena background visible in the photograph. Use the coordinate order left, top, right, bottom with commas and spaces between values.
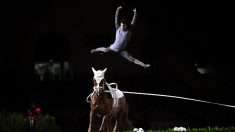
1, 0, 234, 131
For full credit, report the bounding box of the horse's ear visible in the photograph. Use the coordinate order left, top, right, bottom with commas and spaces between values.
92, 67, 96, 74
103, 68, 107, 73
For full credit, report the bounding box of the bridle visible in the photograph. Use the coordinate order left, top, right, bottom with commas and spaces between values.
86, 78, 106, 103
86, 67, 107, 103
93, 78, 105, 95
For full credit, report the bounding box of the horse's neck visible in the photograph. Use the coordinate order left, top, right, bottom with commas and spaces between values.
100, 92, 108, 100
98, 92, 111, 103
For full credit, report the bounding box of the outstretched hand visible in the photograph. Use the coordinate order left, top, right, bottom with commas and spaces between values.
133, 8, 136, 12
117, 6, 122, 9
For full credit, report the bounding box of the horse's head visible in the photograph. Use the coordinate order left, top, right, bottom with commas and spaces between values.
92, 67, 107, 95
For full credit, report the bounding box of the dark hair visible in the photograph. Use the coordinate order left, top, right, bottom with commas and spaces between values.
120, 18, 129, 25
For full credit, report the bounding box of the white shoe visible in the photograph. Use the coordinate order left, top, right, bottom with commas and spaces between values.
143, 64, 151, 69
91, 49, 96, 53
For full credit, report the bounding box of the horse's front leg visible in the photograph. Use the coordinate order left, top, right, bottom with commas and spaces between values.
107, 117, 112, 132
99, 115, 111, 132
113, 116, 122, 132
88, 110, 94, 132
113, 120, 118, 132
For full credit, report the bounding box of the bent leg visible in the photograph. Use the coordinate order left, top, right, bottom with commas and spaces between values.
99, 115, 112, 132
119, 50, 150, 68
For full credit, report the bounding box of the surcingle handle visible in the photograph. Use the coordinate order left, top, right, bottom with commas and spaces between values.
106, 82, 118, 98
106, 82, 118, 90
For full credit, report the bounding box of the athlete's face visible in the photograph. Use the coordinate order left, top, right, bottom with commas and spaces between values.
120, 23, 127, 30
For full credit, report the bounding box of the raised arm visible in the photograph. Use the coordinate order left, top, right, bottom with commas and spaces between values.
115, 6, 122, 29
130, 8, 137, 27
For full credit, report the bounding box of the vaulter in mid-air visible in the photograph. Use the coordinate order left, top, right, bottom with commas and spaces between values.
91, 6, 151, 69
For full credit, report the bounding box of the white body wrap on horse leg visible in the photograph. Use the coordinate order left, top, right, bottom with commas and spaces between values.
106, 82, 124, 107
